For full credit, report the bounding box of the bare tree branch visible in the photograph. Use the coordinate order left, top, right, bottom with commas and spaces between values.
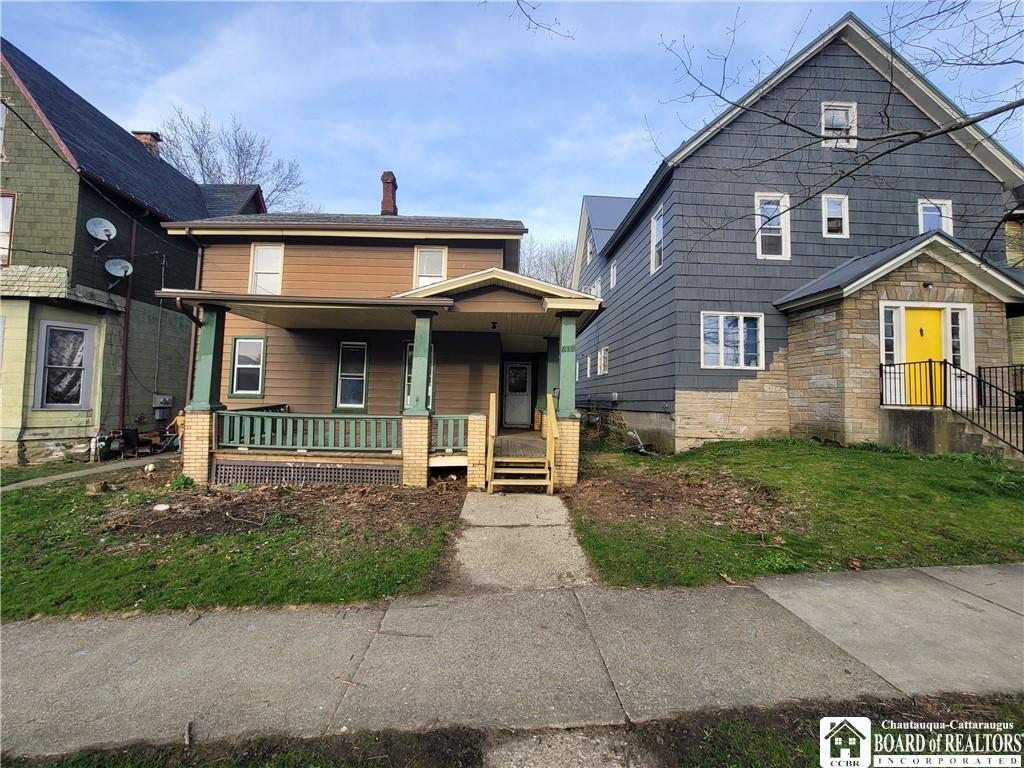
519, 237, 575, 286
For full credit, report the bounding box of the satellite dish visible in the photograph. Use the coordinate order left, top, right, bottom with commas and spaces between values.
104, 258, 134, 278
86, 218, 117, 241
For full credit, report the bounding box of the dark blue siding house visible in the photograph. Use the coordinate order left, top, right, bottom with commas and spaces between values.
573, 13, 1024, 459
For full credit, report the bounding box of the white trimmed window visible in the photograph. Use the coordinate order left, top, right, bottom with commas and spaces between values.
701, 312, 764, 369
597, 347, 609, 375
249, 244, 283, 295
821, 194, 849, 238
231, 338, 265, 396
337, 342, 368, 409
403, 342, 435, 409
0, 193, 14, 266
755, 193, 791, 260
587, 278, 602, 299
0, 103, 6, 159
586, 236, 594, 264
576, 359, 580, 382
609, 258, 617, 289
918, 199, 953, 235
882, 308, 897, 365
414, 246, 447, 288
821, 101, 857, 148
650, 205, 664, 273
35, 320, 95, 409
586, 355, 592, 378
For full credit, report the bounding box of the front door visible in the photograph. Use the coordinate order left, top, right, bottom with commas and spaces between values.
503, 362, 532, 428
904, 307, 944, 405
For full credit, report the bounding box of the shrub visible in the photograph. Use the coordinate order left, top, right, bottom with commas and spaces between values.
169, 474, 195, 491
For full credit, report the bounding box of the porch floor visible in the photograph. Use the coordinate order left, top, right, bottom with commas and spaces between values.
495, 430, 546, 457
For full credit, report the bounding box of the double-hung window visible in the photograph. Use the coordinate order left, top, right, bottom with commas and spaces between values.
586, 355, 592, 378
230, 338, 265, 396
337, 342, 368, 409
755, 193, 790, 260
609, 258, 617, 289
586, 236, 594, 265
918, 199, 953, 235
249, 244, 283, 294
821, 194, 849, 238
403, 342, 434, 409
588, 279, 602, 299
701, 312, 763, 369
414, 246, 447, 288
36, 321, 95, 409
597, 347, 609, 375
650, 205, 664, 273
821, 101, 857, 148
0, 193, 14, 266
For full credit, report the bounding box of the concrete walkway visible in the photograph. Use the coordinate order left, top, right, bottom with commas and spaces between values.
3, 562, 1021, 757
1, 453, 177, 493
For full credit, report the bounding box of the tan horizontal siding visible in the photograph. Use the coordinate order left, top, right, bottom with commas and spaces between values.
200, 244, 503, 297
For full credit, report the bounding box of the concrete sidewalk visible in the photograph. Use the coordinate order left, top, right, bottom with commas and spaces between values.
1, 454, 177, 492
3, 563, 1021, 757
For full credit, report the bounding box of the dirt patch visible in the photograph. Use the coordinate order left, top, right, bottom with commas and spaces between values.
562, 470, 801, 534
102, 479, 466, 540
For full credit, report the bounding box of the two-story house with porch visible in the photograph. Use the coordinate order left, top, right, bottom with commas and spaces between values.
0, 39, 265, 464
158, 173, 601, 491
573, 13, 1024, 461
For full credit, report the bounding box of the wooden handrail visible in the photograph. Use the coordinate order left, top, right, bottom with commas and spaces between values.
485, 392, 497, 492
545, 393, 559, 494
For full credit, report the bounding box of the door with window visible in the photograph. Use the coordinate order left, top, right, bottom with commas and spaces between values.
503, 362, 532, 428
881, 305, 972, 407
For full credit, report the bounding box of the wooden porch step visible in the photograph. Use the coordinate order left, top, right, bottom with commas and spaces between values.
493, 467, 548, 475
494, 456, 547, 464
490, 477, 550, 487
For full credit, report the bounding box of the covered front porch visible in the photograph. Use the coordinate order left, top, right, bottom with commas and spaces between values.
161, 269, 600, 491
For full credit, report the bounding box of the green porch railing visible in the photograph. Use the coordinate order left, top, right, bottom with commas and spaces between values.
431, 415, 469, 452
218, 411, 402, 452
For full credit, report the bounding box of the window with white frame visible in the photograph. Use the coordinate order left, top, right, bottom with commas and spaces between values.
597, 347, 609, 375
0, 103, 6, 160
586, 236, 594, 264
586, 355, 592, 378
650, 205, 664, 273
609, 258, 617, 289
588, 278, 602, 299
0, 193, 14, 266
755, 193, 790, 260
230, 338, 265, 396
249, 244, 283, 294
918, 199, 953, 235
821, 194, 849, 238
821, 101, 857, 148
414, 246, 447, 288
701, 312, 763, 369
337, 342, 368, 409
403, 342, 435, 409
36, 320, 95, 409
882, 308, 897, 365
576, 359, 580, 382
950, 309, 965, 368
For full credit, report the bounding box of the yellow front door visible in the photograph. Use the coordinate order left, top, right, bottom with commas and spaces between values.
904, 307, 944, 405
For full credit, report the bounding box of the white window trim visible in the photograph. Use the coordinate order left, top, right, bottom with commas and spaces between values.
586, 355, 592, 379
821, 101, 858, 149
754, 193, 791, 261
821, 193, 850, 239
917, 199, 953, 235
231, 338, 265, 395
248, 243, 284, 295
586, 236, 594, 265
609, 258, 617, 290
590, 278, 602, 299
413, 245, 448, 289
336, 341, 368, 409
597, 346, 609, 375
699, 311, 765, 370
403, 341, 436, 409
34, 319, 96, 410
650, 205, 665, 274
876, 301, 975, 371
576, 359, 580, 382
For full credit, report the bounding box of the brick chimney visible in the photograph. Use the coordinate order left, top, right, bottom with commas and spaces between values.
380, 171, 398, 216
132, 131, 162, 157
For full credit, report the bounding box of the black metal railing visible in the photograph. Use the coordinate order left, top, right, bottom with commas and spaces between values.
880, 360, 1023, 454
977, 364, 1024, 409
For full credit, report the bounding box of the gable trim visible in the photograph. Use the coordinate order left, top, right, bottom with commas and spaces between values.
394, 267, 597, 301
1, 53, 79, 170
571, 198, 589, 290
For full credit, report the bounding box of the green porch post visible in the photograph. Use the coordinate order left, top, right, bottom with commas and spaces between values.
405, 310, 434, 415
557, 313, 579, 418
186, 304, 226, 412
545, 337, 559, 409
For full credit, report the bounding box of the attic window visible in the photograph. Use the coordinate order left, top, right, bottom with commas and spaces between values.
586, 236, 594, 264
821, 102, 857, 148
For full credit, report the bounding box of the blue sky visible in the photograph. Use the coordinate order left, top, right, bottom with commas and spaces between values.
3, 2, 1019, 239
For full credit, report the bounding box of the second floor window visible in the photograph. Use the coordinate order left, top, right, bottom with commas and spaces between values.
918, 199, 953, 235
0, 193, 14, 266
650, 205, 664, 273
415, 246, 447, 288
609, 258, 617, 289
821, 194, 849, 238
586, 236, 594, 264
250, 244, 283, 294
755, 193, 791, 260
587, 278, 601, 299
821, 101, 857, 148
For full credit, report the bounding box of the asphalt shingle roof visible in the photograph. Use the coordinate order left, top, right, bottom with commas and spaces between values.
199, 185, 264, 217
583, 195, 636, 254
169, 212, 527, 233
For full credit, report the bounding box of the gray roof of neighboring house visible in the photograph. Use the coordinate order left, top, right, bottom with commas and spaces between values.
199, 184, 265, 217
584, 195, 636, 253
775, 230, 1024, 309
1, 38, 260, 222
166, 212, 528, 234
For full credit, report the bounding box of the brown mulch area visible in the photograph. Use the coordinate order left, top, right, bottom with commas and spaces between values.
102, 477, 466, 539
562, 469, 802, 534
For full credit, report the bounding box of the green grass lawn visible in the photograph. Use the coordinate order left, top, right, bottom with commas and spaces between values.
1, 458, 90, 487
1, 471, 458, 620
570, 439, 1024, 587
